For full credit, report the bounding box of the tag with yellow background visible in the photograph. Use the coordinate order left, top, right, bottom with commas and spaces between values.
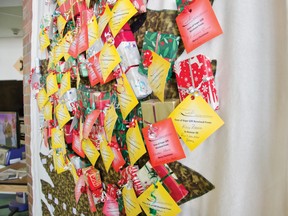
117, 74, 139, 119
148, 51, 170, 102
109, 0, 137, 37
126, 120, 146, 165
169, 95, 224, 151
137, 182, 181, 216
99, 43, 121, 82
123, 186, 142, 216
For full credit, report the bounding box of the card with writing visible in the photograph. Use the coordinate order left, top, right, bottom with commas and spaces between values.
126, 120, 147, 165
142, 118, 185, 167
169, 95, 224, 150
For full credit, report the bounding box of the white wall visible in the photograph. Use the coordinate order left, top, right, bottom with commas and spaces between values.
0, 37, 23, 80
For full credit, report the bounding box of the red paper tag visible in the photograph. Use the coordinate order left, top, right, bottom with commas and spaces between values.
68, 25, 89, 58
72, 131, 85, 158
142, 118, 186, 167
83, 110, 101, 139
110, 136, 126, 172
87, 62, 100, 86
176, 0, 222, 52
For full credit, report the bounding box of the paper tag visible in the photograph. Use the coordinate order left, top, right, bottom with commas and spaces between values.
72, 132, 85, 158
148, 51, 170, 102
98, 3, 112, 36
57, 15, 67, 36
37, 88, 49, 110
99, 43, 121, 82
126, 120, 147, 165
142, 118, 186, 167
110, 136, 125, 172
104, 105, 118, 143
59, 72, 71, 98
55, 103, 71, 129
69, 162, 79, 184
117, 73, 139, 119
53, 41, 65, 64
122, 186, 142, 216
63, 31, 73, 60
169, 95, 224, 150
46, 73, 59, 96
176, 0, 223, 52
100, 135, 115, 172
83, 110, 101, 139
57, 0, 65, 6
53, 151, 66, 174
102, 194, 120, 216
82, 138, 100, 166
51, 128, 65, 149
43, 101, 53, 121
109, 0, 137, 37
75, 175, 86, 204
88, 15, 100, 47
39, 30, 50, 51
137, 182, 182, 216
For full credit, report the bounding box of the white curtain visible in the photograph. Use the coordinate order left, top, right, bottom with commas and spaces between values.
29, 0, 288, 215
179, 0, 288, 215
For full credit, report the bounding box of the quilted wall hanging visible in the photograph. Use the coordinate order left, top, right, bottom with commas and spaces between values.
30, 0, 223, 215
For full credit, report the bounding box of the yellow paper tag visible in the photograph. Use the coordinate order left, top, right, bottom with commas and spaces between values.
148, 51, 170, 102
39, 30, 50, 51
126, 120, 146, 165
100, 135, 115, 173
57, 15, 67, 36
82, 138, 100, 166
37, 88, 49, 110
46, 73, 59, 96
53, 151, 66, 174
51, 128, 65, 149
43, 101, 53, 121
169, 95, 224, 151
109, 0, 137, 37
52, 40, 65, 64
63, 31, 73, 61
98, 3, 112, 36
104, 105, 118, 143
86, 0, 90, 8
122, 186, 142, 216
137, 182, 182, 216
99, 43, 121, 82
117, 74, 139, 119
59, 72, 71, 97
55, 103, 71, 129
69, 160, 79, 183
88, 15, 100, 47
57, 0, 66, 6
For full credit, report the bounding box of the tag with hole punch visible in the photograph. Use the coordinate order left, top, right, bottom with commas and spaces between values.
39, 30, 50, 51
59, 71, 71, 98
109, 0, 137, 37
142, 118, 185, 167
51, 127, 66, 150
148, 51, 170, 102
176, 0, 223, 53
98, 3, 112, 36
46, 73, 59, 96
83, 109, 101, 139
137, 182, 182, 216
43, 101, 53, 121
117, 73, 139, 119
88, 15, 100, 47
82, 138, 100, 166
169, 95, 224, 151
126, 120, 147, 165
55, 103, 71, 129
37, 88, 49, 110
99, 43, 121, 83
104, 105, 118, 143
100, 135, 115, 172
123, 185, 142, 216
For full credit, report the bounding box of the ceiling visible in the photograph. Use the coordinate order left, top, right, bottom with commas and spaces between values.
0, 0, 23, 38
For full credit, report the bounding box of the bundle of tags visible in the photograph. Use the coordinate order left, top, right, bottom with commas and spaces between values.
31, 0, 224, 215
